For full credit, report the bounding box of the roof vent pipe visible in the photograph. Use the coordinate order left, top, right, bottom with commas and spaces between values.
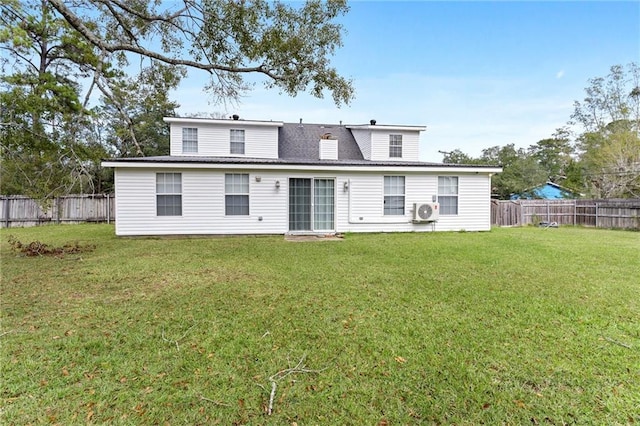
370, 119, 376, 125
232, 114, 239, 120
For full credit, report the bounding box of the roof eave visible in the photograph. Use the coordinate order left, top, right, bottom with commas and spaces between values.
163, 117, 284, 127
346, 124, 427, 131
101, 157, 501, 174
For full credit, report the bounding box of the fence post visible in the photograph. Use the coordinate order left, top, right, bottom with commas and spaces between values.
595, 202, 598, 228
54, 197, 60, 224
546, 202, 550, 222
106, 194, 110, 224
3, 197, 10, 228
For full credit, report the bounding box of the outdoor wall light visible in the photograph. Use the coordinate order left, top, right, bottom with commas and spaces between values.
275, 180, 280, 188
255, 176, 262, 182
343, 181, 349, 191
432, 194, 437, 202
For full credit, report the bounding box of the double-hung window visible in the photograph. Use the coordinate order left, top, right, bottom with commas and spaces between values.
389, 134, 402, 158
225, 173, 249, 215
384, 176, 405, 215
438, 176, 459, 215
230, 129, 245, 155
182, 128, 198, 153
156, 173, 182, 216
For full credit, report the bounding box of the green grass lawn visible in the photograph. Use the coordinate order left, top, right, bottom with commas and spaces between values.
1, 225, 639, 425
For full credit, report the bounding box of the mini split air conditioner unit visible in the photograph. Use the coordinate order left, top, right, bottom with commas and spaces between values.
413, 202, 439, 222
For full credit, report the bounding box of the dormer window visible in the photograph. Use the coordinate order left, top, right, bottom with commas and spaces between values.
230, 129, 245, 154
389, 134, 402, 158
182, 128, 198, 153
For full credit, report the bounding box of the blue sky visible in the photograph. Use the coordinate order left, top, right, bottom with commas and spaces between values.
172, 1, 640, 162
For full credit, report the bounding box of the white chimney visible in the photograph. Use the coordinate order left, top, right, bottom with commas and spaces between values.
319, 135, 338, 160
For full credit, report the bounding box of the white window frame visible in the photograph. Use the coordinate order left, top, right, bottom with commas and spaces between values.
182, 128, 198, 153
230, 129, 245, 155
225, 173, 249, 215
383, 176, 405, 215
438, 176, 459, 215
156, 173, 182, 216
389, 134, 402, 158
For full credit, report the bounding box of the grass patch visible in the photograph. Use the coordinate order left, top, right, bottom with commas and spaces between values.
1, 225, 639, 424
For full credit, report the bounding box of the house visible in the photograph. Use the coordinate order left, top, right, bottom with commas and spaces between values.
101, 116, 502, 236
511, 181, 582, 200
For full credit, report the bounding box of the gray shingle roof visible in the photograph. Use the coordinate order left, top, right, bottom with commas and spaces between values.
103, 120, 500, 169
278, 122, 364, 161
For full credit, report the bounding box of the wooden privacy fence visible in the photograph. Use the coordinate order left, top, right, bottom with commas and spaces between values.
491, 199, 640, 230
1, 194, 115, 228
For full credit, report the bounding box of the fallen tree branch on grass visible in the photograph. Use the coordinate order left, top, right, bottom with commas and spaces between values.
602, 336, 633, 349
199, 394, 231, 407
161, 323, 197, 351
7, 235, 95, 257
0, 330, 27, 338
267, 354, 328, 415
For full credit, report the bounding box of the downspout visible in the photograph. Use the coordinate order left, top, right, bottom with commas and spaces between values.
346, 178, 412, 224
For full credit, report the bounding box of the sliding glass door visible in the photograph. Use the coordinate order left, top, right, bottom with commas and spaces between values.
289, 178, 312, 231
313, 179, 335, 231
289, 178, 335, 231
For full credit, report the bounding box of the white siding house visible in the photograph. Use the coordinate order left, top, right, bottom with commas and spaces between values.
103, 116, 501, 236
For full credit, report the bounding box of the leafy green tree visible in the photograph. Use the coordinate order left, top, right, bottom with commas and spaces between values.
440, 149, 482, 165
479, 144, 547, 199
98, 63, 182, 157
0, 0, 107, 199
571, 63, 640, 198
47, 0, 354, 106
528, 127, 575, 183
572, 64, 640, 133
438, 145, 547, 199
3, 0, 353, 201
578, 128, 640, 198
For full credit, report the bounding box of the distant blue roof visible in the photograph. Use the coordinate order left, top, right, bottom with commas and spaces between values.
511, 182, 580, 200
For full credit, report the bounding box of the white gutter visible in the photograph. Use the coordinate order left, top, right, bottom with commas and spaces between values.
101, 160, 502, 175
163, 117, 283, 127
345, 124, 427, 132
